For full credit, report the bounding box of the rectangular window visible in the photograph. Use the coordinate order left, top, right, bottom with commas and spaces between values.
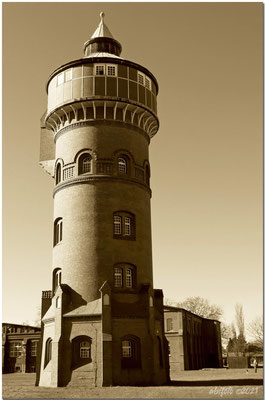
95, 65, 105, 75
126, 268, 133, 288
9, 342, 22, 357
107, 65, 117, 76
114, 215, 122, 235
145, 76, 151, 90
65, 69, 72, 82
138, 72, 144, 85
122, 341, 132, 358
124, 217, 131, 236
166, 318, 173, 331
57, 72, 64, 85
31, 341, 37, 356
114, 267, 123, 287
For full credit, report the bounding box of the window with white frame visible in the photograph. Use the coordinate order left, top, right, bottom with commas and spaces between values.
114, 267, 123, 287
95, 65, 105, 75
126, 268, 133, 288
113, 212, 135, 239
145, 76, 151, 90
114, 265, 135, 289
138, 72, 144, 85
121, 335, 141, 368
124, 217, 131, 236
107, 65, 117, 76
9, 342, 22, 357
114, 215, 122, 235
80, 341, 91, 358
31, 341, 37, 357
118, 157, 127, 174
122, 340, 132, 358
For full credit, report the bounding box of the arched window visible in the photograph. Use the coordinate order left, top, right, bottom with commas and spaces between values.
122, 340, 132, 358
53, 268, 62, 295
54, 218, 63, 246
55, 270, 62, 289
78, 153, 92, 174
121, 335, 141, 368
44, 338, 52, 367
166, 318, 173, 332
118, 157, 127, 174
72, 336, 92, 368
56, 163, 62, 185
125, 268, 133, 288
114, 267, 123, 287
114, 265, 135, 289
80, 341, 91, 359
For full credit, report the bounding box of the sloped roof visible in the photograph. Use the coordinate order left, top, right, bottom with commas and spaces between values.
63, 298, 102, 317
91, 12, 114, 39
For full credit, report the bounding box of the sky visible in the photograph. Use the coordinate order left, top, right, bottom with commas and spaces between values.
2, 3, 263, 338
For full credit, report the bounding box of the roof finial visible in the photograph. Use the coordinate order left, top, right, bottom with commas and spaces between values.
100, 12, 105, 23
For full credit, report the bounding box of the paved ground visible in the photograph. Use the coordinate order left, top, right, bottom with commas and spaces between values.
2, 369, 263, 399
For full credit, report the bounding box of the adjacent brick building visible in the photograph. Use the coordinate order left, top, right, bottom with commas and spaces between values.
164, 306, 222, 379
36, 13, 169, 387
2, 323, 41, 373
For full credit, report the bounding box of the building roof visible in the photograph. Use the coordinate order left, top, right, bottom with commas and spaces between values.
164, 305, 220, 323
3, 322, 40, 330
91, 12, 114, 39
63, 298, 102, 317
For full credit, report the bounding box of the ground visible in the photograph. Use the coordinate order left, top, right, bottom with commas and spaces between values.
2, 369, 263, 399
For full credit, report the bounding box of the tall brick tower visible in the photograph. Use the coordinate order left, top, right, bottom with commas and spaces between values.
37, 13, 169, 387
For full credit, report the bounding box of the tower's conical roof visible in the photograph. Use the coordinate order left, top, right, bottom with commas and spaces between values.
91, 12, 114, 39
83, 12, 122, 58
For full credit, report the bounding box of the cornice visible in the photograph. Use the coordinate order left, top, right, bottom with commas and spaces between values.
54, 119, 150, 144
53, 175, 152, 197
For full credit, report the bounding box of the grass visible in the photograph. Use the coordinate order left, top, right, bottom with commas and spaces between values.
2, 368, 263, 399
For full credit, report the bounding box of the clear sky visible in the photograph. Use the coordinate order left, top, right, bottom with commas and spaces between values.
3, 3, 263, 336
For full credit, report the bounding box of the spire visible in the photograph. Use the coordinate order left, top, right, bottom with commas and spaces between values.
83, 12, 122, 58
91, 12, 114, 39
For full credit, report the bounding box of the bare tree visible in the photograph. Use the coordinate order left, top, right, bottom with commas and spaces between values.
247, 316, 263, 346
165, 296, 223, 320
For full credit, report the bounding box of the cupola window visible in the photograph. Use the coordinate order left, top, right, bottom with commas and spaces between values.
138, 72, 144, 86
107, 65, 117, 76
145, 77, 151, 90
95, 65, 105, 75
